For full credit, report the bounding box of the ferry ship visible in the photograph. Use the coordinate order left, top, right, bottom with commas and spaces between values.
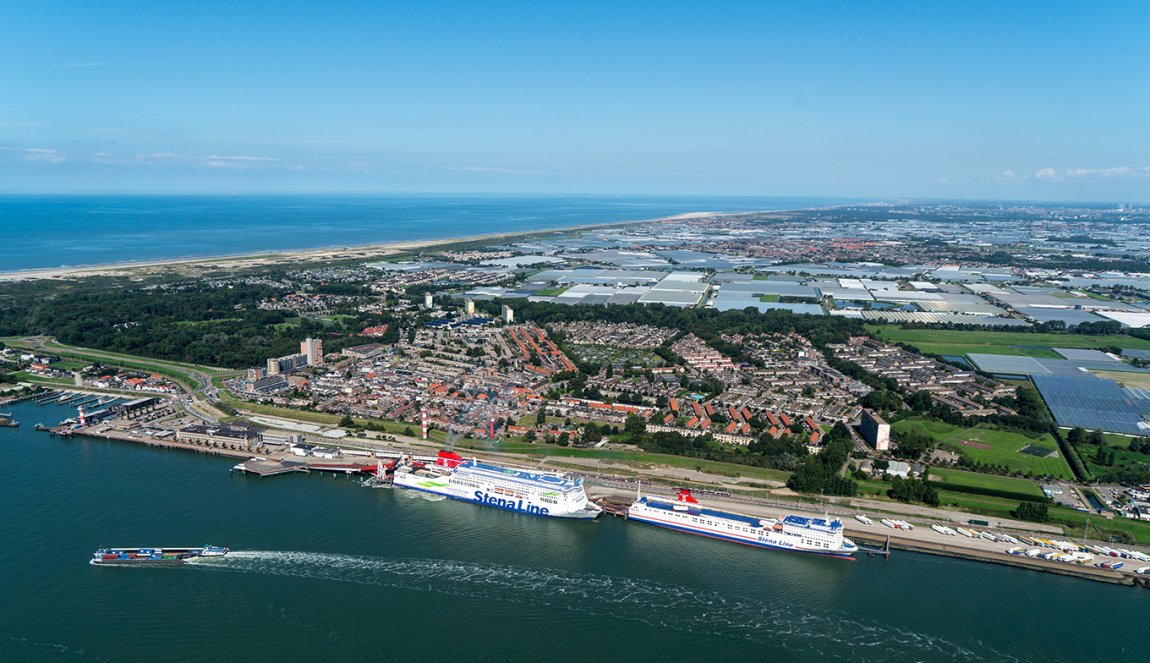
392, 451, 601, 519
627, 489, 857, 557
90, 545, 229, 566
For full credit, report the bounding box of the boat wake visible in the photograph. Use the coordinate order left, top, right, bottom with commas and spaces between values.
191, 550, 1026, 662
401, 490, 446, 502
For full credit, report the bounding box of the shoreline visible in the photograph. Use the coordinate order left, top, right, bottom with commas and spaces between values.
37, 415, 1150, 588
0, 210, 745, 282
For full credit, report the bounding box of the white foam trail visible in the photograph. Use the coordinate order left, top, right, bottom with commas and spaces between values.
192, 551, 1027, 662
399, 490, 445, 502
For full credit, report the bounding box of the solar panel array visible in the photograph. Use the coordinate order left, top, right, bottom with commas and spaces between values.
1032, 375, 1150, 435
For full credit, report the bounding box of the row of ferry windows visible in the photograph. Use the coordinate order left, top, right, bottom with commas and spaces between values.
681, 515, 832, 546
452, 478, 563, 504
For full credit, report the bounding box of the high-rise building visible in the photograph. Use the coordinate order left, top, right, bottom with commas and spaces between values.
464, 299, 476, 316
501, 304, 514, 324
860, 410, 890, 451
424, 292, 434, 309
301, 337, 324, 366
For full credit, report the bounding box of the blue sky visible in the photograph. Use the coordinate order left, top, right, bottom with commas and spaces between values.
2, 1, 1148, 201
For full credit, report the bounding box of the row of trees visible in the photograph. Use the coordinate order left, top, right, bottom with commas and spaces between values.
887, 477, 941, 507
785, 422, 857, 496
1011, 501, 1050, 523
620, 414, 801, 471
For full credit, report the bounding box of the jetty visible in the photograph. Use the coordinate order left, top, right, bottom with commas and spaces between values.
594, 499, 631, 518
232, 458, 310, 477
231, 457, 379, 477
855, 536, 892, 559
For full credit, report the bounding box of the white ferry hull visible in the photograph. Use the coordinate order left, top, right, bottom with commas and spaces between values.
392, 458, 601, 520
628, 498, 856, 558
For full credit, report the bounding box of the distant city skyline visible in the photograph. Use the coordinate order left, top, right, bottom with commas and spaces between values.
2, 1, 1148, 202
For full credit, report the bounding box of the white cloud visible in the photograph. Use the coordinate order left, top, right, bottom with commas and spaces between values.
204, 154, 283, 169
1063, 165, 1150, 179
0, 146, 66, 164
1027, 165, 1150, 182
443, 165, 547, 175
205, 155, 282, 162
998, 169, 1015, 180
132, 152, 286, 169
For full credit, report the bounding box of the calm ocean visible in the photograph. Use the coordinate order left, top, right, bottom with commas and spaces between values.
1, 399, 1147, 662
0, 194, 842, 273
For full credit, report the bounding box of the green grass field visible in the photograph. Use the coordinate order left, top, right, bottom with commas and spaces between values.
935, 490, 1021, 518
1078, 432, 1142, 449
869, 327, 1150, 357
926, 467, 1045, 497
1078, 443, 1150, 477
893, 417, 1074, 479
507, 445, 793, 483
11, 372, 72, 385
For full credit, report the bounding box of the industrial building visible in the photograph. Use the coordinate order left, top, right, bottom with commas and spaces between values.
176, 424, 264, 450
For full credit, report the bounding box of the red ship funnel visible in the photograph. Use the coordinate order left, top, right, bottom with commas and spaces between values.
436, 450, 465, 468
676, 489, 699, 504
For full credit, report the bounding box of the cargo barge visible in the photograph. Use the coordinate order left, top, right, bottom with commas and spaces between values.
90, 545, 229, 566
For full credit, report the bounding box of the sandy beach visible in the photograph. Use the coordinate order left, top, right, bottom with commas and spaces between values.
0, 212, 728, 283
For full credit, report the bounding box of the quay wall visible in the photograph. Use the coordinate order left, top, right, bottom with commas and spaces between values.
38, 426, 1150, 588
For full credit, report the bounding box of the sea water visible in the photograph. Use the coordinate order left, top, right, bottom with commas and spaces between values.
0, 194, 842, 272
1, 399, 1147, 662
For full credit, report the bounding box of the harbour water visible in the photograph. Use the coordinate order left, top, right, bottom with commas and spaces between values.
0, 194, 843, 273
2, 398, 1148, 662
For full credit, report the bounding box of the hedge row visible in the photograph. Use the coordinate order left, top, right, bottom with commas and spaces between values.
928, 480, 1049, 504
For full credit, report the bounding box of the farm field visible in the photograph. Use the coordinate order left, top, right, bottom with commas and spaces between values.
869, 327, 1150, 357
1092, 370, 1150, 389
893, 417, 1074, 479
926, 467, 1046, 498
